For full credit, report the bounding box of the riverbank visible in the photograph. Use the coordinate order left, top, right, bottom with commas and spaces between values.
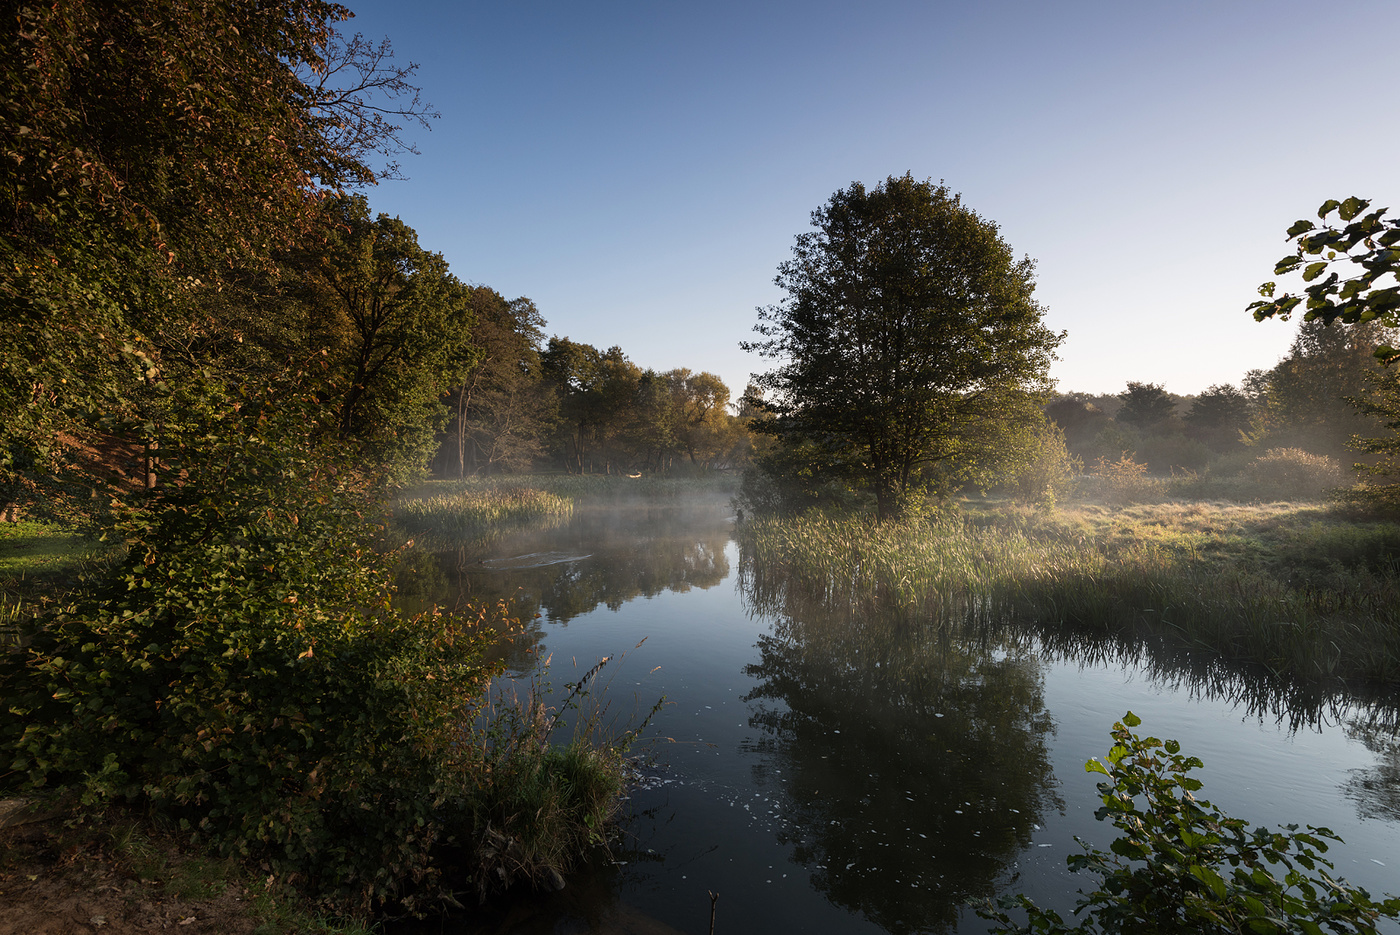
740, 495, 1400, 686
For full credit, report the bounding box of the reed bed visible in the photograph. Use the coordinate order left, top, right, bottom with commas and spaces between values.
394, 487, 574, 539
739, 503, 1400, 686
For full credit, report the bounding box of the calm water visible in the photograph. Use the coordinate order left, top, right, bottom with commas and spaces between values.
399, 497, 1400, 935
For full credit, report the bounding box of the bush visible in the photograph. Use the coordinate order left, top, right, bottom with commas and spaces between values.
1007, 422, 1081, 508
978, 713, 1400, 934
1249, 448, 1344, 500
0, 378, 639, 914
1083, 453, 1165, 505
0, 379, 502, 913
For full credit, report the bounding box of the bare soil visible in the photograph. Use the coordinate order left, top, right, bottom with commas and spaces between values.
0, 807, 258, 935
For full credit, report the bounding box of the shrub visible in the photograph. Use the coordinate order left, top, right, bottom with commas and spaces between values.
0, 377, 641, 914
1084, 453, 1164, 505
1248, 448, 1344, 500
1007, 422, 1081, 508
978, 713, 1400, 934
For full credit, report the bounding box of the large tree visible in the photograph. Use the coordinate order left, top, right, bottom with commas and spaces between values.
743, 174, 1063, 519
0, 0, 436, 510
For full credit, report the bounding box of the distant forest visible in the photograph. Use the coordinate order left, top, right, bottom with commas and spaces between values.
1050, 318, 1395, 477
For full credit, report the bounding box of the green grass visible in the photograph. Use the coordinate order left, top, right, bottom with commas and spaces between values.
740, 498, 1400, 686
0, 520, 107, 583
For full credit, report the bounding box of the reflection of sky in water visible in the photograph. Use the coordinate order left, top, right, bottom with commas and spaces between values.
401, 501, 1400, 935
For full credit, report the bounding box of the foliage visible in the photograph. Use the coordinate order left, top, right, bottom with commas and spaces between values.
0, 376, 503, 913
1250, 197, 1400, 361
1046, 395, 1112, 463
979, 712, 1400, 934
296, 194, 476, 475
1006, 422, 1081, 508
1345, 368, 1400, 506
0, 0, 434, 512
1248, 448, 1344, 501
1251, 320, 1393, 459
1185, 384, 1254, 453
743, 174, 1063, 520
1086, 453, 1163, 505
1116, 382, 1178, 433
437, 289, 554, 477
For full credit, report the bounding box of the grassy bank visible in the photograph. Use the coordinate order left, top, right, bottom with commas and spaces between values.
740, 498, 1400, 686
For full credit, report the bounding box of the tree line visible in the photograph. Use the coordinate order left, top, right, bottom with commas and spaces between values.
1048, 316, 1396, 477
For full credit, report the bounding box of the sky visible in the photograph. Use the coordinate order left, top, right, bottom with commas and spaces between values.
338, 0, 1400, 402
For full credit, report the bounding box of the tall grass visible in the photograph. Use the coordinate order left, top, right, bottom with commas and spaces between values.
395, 488, 574, 539
739, 502, 1400, 686
462, 652, 659, 898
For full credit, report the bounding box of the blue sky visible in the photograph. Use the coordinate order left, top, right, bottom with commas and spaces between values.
341, 0, 1400, 401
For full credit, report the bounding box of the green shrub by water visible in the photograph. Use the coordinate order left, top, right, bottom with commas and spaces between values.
0, 380, 638, 916
740, 501, 1400, 685
979, 712, 1400, 934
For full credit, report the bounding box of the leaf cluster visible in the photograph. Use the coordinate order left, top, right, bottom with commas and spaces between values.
979, 713, 1400, 934
1250, 198, 1400, 363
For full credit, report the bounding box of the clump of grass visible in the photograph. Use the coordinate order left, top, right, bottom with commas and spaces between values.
463, 654, 656, 898
740, 500, 1400, 686
395, 487, 574, 539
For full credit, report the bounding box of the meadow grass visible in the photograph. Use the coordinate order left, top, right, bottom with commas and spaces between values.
740, 497, 1400, 686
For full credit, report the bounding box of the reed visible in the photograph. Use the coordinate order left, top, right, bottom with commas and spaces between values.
394, 487, 574, 539
739, 500, 1400, 686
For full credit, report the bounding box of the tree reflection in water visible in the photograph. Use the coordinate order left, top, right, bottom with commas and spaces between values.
396, 501, 735, 671
739, 556, 1062, 934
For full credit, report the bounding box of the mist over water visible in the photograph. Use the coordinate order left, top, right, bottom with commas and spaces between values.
402, 495, 1400, 935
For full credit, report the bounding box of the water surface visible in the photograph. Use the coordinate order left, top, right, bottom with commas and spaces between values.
401, 497, 1400, 935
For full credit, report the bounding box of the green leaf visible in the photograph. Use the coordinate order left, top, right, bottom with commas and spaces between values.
1318, 199, 1341, 218
1340, 196, 1369, 221
1085, 759, 1110, 775
1122, 711, 1141, 728
1286, 219, 1316, 238
1302, 262, 1328, 282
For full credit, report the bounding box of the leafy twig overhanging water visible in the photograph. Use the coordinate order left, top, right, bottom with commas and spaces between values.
976, 712, 1400, 934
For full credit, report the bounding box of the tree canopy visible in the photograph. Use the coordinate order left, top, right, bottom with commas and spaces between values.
743, 174, 1063, 519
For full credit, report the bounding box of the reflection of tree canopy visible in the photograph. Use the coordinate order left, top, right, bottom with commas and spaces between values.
739, 562, 1061, 934
400, 503, 734, 670
1344, 717, 1400, 824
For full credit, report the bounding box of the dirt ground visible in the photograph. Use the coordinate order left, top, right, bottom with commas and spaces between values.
0, 804, 258, 935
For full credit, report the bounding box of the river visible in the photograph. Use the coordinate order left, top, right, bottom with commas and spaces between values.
398, 496, 1400, 934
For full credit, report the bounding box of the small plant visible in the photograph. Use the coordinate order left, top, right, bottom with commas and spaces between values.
978, 712, 1400, 934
